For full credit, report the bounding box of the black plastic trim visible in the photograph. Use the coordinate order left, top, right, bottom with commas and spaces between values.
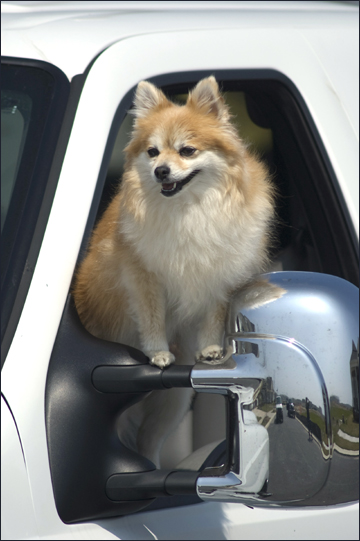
46, 295, 165, 522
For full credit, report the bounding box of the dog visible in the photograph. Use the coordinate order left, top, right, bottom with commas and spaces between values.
73, 76, 275, 467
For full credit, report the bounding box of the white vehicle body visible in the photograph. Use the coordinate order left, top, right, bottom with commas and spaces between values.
1, 2, 359, 539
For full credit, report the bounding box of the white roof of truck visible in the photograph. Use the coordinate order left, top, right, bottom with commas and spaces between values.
2, 1, 358, 79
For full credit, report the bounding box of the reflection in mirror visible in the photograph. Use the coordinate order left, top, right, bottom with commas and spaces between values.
233, 335, 330, 503
195, 272, 359, 507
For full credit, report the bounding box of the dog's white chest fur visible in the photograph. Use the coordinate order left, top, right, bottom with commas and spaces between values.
121, 187, 263, 320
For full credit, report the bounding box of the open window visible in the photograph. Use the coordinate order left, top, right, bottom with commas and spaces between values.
87, 72, 358, 285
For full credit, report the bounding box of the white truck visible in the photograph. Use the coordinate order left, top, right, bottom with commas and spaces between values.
1, 2, 359, 539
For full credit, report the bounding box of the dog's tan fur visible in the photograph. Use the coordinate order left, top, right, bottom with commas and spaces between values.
73, 77, 275, 466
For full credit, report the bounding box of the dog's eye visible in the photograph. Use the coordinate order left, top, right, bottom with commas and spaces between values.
179, 147, 196, 157
147, 148, 159, 158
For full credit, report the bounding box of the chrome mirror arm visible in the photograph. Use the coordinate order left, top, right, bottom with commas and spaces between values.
191, 359, 270, 504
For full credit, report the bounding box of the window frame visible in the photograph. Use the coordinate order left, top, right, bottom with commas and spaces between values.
1, 57, 73, 366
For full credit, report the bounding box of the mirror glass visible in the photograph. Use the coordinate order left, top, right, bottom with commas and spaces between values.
195, 272, 359, 506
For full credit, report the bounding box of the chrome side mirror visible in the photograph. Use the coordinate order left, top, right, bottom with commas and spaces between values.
47, 271, 358, 522
194, 272, 359, 506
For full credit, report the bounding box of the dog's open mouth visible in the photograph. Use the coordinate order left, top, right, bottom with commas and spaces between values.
161, 170, 200, 197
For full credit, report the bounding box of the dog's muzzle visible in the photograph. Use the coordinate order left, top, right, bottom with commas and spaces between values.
157, 169, 201, 197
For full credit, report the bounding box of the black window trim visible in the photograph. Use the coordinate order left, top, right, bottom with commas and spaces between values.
1, 57, 85, 367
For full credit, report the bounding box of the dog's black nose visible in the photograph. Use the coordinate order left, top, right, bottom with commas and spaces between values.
155, 166, 170, 181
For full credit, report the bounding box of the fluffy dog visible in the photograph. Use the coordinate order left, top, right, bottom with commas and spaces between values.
73, 77, 274, 466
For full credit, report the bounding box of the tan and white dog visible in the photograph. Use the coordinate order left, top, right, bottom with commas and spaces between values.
73, 77, 275, 466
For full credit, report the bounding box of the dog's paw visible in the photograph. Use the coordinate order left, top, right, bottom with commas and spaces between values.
196, 345, 223, 362
149, 351, 175, 369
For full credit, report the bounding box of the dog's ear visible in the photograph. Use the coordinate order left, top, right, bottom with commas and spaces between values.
132, 81, 168, 118
187, 76, 228, 120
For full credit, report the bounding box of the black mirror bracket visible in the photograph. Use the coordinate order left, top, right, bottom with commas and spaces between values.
106, 469, 200, 501
92, 355, 270, 506
92, 363, 192, 393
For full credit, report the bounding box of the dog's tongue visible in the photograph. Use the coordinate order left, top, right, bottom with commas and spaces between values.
162, 182, 176, 191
